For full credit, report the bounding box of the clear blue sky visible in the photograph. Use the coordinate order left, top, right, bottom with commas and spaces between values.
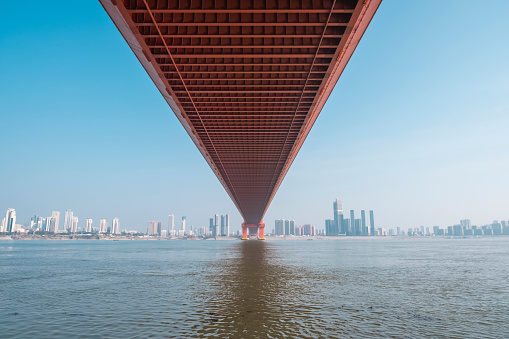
1, 1, 508, 232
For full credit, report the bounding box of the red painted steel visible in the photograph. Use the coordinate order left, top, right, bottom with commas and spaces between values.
100, 0, 381, 228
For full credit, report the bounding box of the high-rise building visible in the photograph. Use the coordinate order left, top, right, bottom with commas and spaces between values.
354, 219, 361, 236
3, 209, 16, 233
285, 220, 290, 235
460, 219, 471, 230
51, 211, 60, 233
85, 219, 93, 233
220, 215, 225, 236
41, 218, 48, 232
333, 199, 343, 235
349, 210, 355, 236
112, 217, 120, 234
225, 214, 230, 236
147, 221, 158, 235
168, 214, 175, 232
325, 219, 334, 236
290, 220, 295, 235
361, 210, 366, 235
181, 216, 187, 233
99, 219, 108, 233
70, 216, 79, 233
369, 210, 375, 236
302, 224, 315, 236
275, 219, 284, 235
157, 221, 162, 236
64, 210, 74, 232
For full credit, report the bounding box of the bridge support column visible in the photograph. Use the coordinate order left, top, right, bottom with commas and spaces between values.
241, 222, 265, 240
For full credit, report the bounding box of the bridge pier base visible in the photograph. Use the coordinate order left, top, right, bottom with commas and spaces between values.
241, 222, 265, 240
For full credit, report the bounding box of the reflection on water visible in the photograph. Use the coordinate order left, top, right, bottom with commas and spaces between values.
1, 239, 509, 338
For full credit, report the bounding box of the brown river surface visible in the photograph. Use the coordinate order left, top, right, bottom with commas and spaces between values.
1, 238, 509, 338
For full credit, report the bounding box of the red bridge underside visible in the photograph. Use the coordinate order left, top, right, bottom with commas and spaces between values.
101, 0, 381, 229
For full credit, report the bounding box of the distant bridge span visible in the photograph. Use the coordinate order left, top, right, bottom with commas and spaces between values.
101, 0, 381, 239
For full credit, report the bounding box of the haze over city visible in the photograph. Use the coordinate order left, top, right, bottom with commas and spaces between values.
1, 0, 508, 232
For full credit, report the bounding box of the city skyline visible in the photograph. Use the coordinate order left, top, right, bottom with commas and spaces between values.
3, 204, 507, 238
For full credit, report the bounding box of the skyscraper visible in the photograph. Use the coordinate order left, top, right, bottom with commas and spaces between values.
361, 210, 366, 235
349, 210, 355, 236
168, 214, 175, 232
99, 219, 107, 233
51, 211, 60, 233
369, 210, 375, 236
220, 215, 225, 236
285, 220, 290, 235
70, 216, 79, 233
112, 217, 120, 234
64, 210, 73, 232
225, 214, 230, 237
85, 219, 93, 233
147, 221, 158, 235
333, 199, 343, 235
157, 221, 162, 236
181, 216, 187, 233
290, 220, 295, 235
354, 219, 361, 236
275, 219, 284, 235
3, 208, 16, 233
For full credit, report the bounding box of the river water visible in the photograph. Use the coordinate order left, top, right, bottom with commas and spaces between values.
1, 238, 508, 338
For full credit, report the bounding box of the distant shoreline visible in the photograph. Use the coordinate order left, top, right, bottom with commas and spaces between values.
1, 235, 507, 241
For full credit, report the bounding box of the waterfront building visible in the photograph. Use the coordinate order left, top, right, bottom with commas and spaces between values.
220, 215, 225, 236
302, 224, 315, 236
64, 210, 73, 232
199, 227, 208, 237
333, 199, 343, 235
325, 219, 334, 236
99, 219, 108, 233
349, 210, 354, 236
156, 221, 162, 236
181, 216, 187, 233
51, 211, 60, 233
361, 210, 366, 235
354, 219, 362, 236
70, 216, 78, 233
285, 220, 290, 235
2, 208, 16, 233
85, 219, 93, 233
168, 214, 175, 232
460, 219, 471, 230
275, 219, 284, 235
290, 220, 295, 235
177, 230, 185, 237
369, 210, 375, 236
225, 214, 230, 236
453, 224, 463, 236
397, 227, 401, 236
147, 221, 158, 235
111, 217, 120, 234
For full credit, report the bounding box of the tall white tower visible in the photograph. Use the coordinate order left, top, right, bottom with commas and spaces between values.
225, 214, 230, 237
181, 216, 186, 233
51, 211, 60, 233
112, 217, 120, 234
168, 214, 175, 231
3, 209, 16, 233
85, 219, 93, 233
71, 216, 79, 233
64, 210, 73, 232
99, 219, 107, 233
